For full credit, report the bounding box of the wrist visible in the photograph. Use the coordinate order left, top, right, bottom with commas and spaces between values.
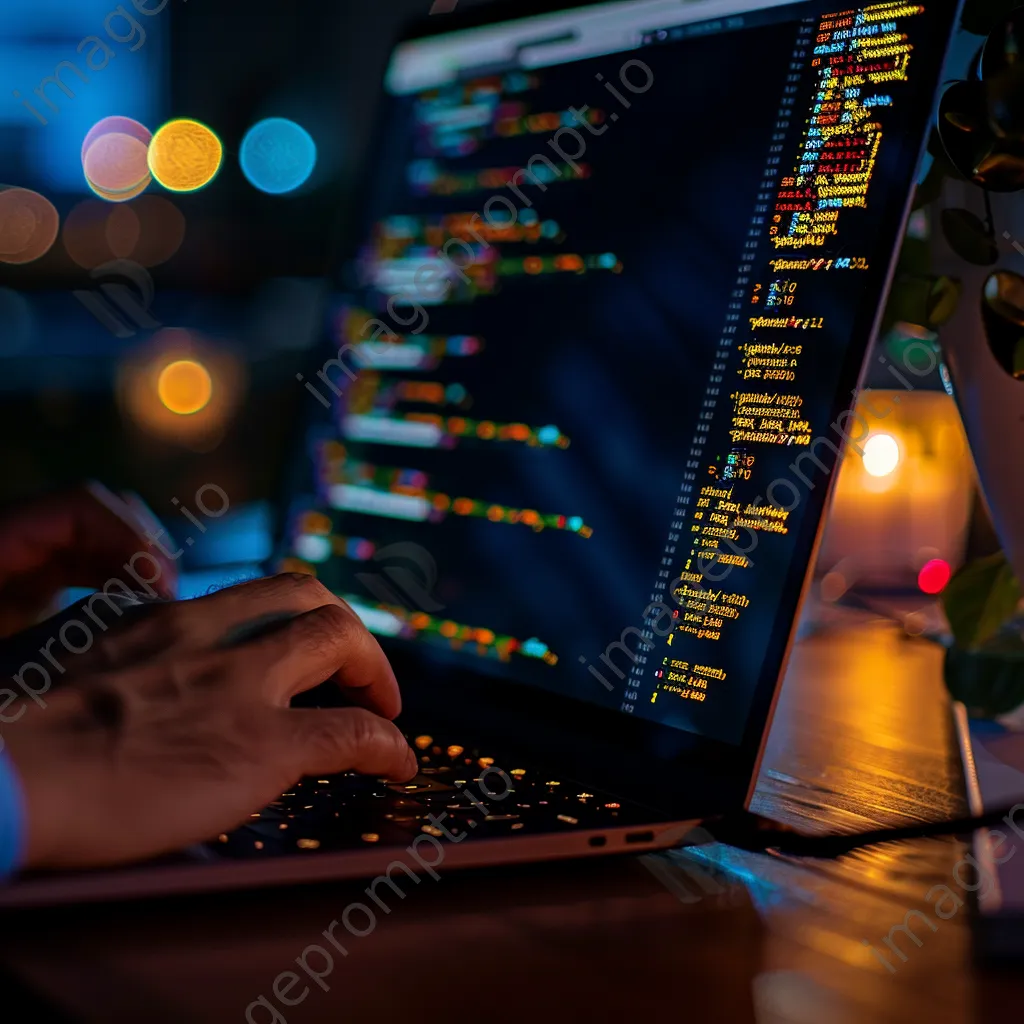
2, 696, 94, 872
0, 745, 27, 880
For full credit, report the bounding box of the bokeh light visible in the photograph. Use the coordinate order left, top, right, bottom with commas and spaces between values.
862, 433, 900, 478
128, 196, 187, 267
82, 116, 151, 163
62, 199, 117, 269
240, 118, 317, 194
918, 558, 952, 595
148, 119, 223, 192
63, 196, 185, 269
88, 176, 151, 205
84, 133, 151, 199
0, 188, 60, 265
104, 204, 141, 258
81, 117, 153, 202
157, 358, 213, 415
117, 328, 245, 451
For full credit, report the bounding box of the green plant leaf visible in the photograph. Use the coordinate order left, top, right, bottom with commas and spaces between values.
941, 208, 999, 265
896, 235, 933, 276
942, 552, 1022, 648
927, 275, 963, 326
944, 639, 1024, 718
882, 275, 932, 329
913, 161, 946, 209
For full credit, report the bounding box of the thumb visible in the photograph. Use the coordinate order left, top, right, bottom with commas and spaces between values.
276, 707, 418, 782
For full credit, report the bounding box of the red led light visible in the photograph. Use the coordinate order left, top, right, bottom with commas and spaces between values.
918, 558, 951, 595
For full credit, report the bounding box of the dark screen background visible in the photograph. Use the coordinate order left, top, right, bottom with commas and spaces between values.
283, 0, 950, 745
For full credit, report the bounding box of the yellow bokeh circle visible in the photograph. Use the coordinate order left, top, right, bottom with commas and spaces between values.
148, 119, 223, 193
157, 359, 213, 415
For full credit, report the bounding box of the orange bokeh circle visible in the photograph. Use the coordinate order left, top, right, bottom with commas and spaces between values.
0, 188, 60, 265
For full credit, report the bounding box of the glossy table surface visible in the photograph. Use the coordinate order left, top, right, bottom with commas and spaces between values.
0, 608, 1017, 1023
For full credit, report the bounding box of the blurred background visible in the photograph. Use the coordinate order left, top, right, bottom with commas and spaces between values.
0, 0, 488, 590
0, 0, 999, 605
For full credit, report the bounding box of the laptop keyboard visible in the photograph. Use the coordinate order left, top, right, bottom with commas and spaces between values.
206, 732, 654, 859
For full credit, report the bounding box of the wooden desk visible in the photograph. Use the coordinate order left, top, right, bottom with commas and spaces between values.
0, 614, 1012, 1023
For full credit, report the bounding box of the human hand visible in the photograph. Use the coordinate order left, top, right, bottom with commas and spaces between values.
2, 574, 416, 871
0, 482, 177, 637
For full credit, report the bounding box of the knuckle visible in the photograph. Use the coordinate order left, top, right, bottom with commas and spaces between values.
310, 602, 352, 634
343, 707, 379, 751
284, 604, 351, 659
283, 572, 331, 601
265, 573, 341, 614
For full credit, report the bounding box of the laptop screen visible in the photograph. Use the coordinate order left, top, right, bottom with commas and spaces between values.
283, 0, 953, 747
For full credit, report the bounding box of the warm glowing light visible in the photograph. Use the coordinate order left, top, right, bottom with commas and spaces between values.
62, 200, 116, 268
862, 433, 900, 477
89, 177, 151, 204
157, 359, 213, 415
84, 132, 151, 200
82, 116, 151, 163
129, 196, 187, 267
63, 196, 186, 269
118, 328, 245, 451
414, 735, 433, 750
104, 204, 141, 257
81, 118, 153, 203
918, 558, 952, 595
0, 188, 59, 265
148, 119, 223, 192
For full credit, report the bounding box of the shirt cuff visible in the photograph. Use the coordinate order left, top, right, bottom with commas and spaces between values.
0, 748, 26, 880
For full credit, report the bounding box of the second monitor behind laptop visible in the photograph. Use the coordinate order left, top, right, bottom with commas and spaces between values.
282, 0, 954, 752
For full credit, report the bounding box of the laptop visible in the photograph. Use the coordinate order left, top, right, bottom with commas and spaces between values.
1, 0, 960, 905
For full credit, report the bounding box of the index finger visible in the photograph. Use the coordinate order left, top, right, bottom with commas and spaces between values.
220, 599, 402, 719
280, 707, 418, 782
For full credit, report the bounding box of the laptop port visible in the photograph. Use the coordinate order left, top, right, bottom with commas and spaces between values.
625, 830, 655, 844
588, 836, 606, 847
